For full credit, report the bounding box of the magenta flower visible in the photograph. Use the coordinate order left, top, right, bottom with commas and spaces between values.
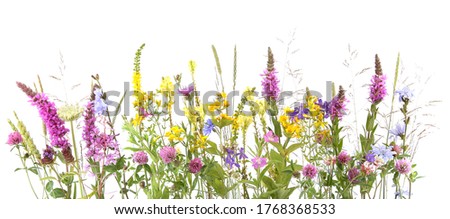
261, 48, 280, 101
177, 83, 195, 97
302, 163, 318, 179
251, 157, 267, 169
261, 69, 280, 101
369, 55, 387, 104
82, 101, 99, 153
18, 81, 75, 164
159, 146, 177, 164
337, 151, 351, 165
347, 167, 360, 184
7, 131, 23, 145
30, 93, 71, 150
189, 158, 203, 174
330, 86, 347, 120
263, 130, 279, 143
133, 151, 149, 165
395, 159, 412, 174
83, 101, 120, 166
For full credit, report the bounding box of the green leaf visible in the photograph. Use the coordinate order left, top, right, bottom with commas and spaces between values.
212, 179, 228, 197
123, 147, 142, 152
261, 176, 277, 191
50, 188, 66, 199
272, 117, 282, 137
45, 181, 54, 193
269, 142, 285, 156
285, 143, 302, 155
278, 187, 296, 199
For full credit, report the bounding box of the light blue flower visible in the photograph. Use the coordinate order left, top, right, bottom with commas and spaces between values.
94, 88, 107, 115
203, 119, 215, 135
390, 121, 406, 138
371, 144, 394, 162
395, 87, 414, 102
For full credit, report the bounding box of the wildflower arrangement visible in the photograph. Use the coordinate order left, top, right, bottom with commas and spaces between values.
5, 44, 427, 199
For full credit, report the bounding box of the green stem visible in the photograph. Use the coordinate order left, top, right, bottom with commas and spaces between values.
17, 147, 39, 199
70, 121, 86, 198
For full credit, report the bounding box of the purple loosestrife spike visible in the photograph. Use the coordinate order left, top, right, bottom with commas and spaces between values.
82, 101, 99, 154
17, 82, 37, 98
261, 48, 280, 101
330, 86, 347, 120
369, 55, 387, 104
31, 93, 71, 150
267, 47, 274, 72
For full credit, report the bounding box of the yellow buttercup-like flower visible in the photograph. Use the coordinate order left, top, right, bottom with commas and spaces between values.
165, 126, 185, 142
132, 114, 143, 126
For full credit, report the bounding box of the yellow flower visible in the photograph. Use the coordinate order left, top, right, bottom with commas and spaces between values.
243, 87, 255, 101
207, 101, 221, 112
194, 135, 208, 150
313, 113, 327, 129
132, 114, 143, 126
255, 100, 267, 116
132, 71, 143, 108
189, 60, 197, 75
214, 113, 234, 128
307, 96, 321, 116
279, 114, 303, 138
184, 106, 204, 123
237, 114, 253, 130
165, 126, 185, 142
160, 76, 174, 93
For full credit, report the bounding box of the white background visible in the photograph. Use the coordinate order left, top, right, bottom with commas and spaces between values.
0, 0, 449, 217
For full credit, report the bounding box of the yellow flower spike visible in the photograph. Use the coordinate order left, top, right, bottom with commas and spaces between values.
255, 100, 267, 116
243, 87, 255, 101
160, 76, 174, 93
189, 60, 197, 75
237, 114, 253, 130
156, 99, 162, 107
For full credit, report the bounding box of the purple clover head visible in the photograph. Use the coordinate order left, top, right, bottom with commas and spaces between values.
7, 131, 23, 146
189, 158, 203, 174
